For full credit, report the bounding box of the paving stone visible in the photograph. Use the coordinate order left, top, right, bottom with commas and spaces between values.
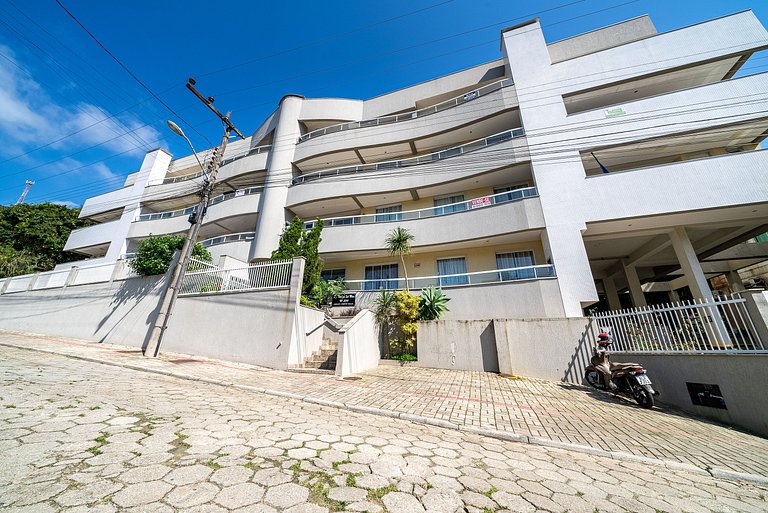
55, 479, 122, 506
327, 486, 368, 502
283, 504, 329, 513
252, 467, 293, 486
382, 491, 427, 512
112, 480, 172, 507
214, 482, 265, 509
263, 483, 309, 508
120, 464, 171, 484
163, 464, 213, 485
346, 501, 384, 512
492, 491, 535, 513
421, 488, 463, 512
164, 482, 219, 508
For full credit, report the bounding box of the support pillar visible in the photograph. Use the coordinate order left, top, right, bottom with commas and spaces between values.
668, 289, 680, 303
602, 277, 621, 310
725, 270, 746, 293
669, 226, 713, 301
622, 261, 647, 307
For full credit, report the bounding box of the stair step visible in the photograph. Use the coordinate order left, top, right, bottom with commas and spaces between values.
286, 368, 335, 375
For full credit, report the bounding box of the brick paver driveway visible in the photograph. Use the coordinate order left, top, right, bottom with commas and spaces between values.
2, 343, 768, 513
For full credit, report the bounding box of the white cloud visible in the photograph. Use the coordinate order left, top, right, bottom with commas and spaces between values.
51, 200, 80, 208
0, 45, 163, 159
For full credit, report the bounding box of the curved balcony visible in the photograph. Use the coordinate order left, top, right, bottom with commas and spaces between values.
294, 82, 518, 164
287, 130, 529, 209
318, 190, 544, 254
64, 219, 122, 254
128, 187, 262, 239
345, 264, 555, 291
161, 145, 271, 185
298, 78, 513, 143
199, 232, 255, 262
293, 128, 525, 185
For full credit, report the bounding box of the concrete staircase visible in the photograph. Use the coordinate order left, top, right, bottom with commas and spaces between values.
302, 337, 338, 371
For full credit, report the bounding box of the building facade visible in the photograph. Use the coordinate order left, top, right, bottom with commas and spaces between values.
62, 11, 768, 319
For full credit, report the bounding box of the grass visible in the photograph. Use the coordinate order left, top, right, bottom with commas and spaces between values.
87, 432, 110, 456
576, 491, 584, 497
4, 404, 16, 409
242, 461, 258, 470
345, 474, 357, 487
368, 484, 397, 501
205, 460, 221, 470
331, 459, 350, 470
482, 486, 498, 497
88, 406, 101, 410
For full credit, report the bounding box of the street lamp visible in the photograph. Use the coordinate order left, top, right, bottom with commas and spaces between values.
166, 120, 208, 180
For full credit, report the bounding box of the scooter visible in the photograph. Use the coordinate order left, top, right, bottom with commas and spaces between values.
584, 333, 658, 409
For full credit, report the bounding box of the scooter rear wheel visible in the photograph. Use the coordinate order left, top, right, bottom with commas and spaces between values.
634, 384, 655, 409
584, 370, 603, 390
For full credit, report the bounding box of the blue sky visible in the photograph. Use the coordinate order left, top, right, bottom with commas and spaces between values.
0, 0, 766, 207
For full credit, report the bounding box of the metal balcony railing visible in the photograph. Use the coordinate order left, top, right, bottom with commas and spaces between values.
135, 187, 262, 222
161, 145, 271, 184
297, 78, 513, 143
345, 264, 555, 291
200, 232, 255, 248
292, 127, 525, 185
179, 258, 293, 296
303, 187, 538, 229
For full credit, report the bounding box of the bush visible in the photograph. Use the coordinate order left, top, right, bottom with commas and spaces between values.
129, 235, 211, 276
418, 286, 450, 320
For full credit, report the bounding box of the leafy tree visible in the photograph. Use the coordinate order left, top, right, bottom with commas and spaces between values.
271, 217, 324, 296
310, 278, 345, 311
0, 202, 93, 277
384, 227, 415, 291
129, 235, 211, 276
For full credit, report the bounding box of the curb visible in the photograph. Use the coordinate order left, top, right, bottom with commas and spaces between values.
3, 341, 767, 486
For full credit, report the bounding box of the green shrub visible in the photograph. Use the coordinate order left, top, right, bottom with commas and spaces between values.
129, 235, 211, 276
418, 286, 450, 320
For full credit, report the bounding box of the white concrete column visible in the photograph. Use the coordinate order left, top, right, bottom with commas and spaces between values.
105, 149, 173, 261
669, 226, 713, 301
602, 277, 621, 310
623, 261, 647, 307
250, 95, 304, 261
725, 270, 746, 293
668, 289, 680, 303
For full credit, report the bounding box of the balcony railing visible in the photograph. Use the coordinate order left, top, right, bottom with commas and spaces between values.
200, 232, 255, 248
161, 145, 271, 184
292, 127, 525, 185
303, 187, 538, 229
297, 78, 514, 143
135, 187, 262, 222
344, 264, 556, 291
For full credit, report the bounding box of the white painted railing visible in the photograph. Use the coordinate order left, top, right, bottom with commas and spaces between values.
135, 186, 263, 222
297, 78, 513, 143
179, 259, 293, 296
303, 187, 538, 228
592, 294, 765, 353
344, 264, 555, 291
200, 232, 256, 248
292, 127, 525, 185
1, 259, 136, 294
162, 145, 271, 184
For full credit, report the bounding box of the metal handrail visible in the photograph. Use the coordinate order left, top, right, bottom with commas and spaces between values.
200, 232, 256, 248
297, 78, 513, 143
135, 187, 263, 222
344, 264, 555, 291
304, 187, 538, 228
292, 127, 525, 185
162, 145, 271, 184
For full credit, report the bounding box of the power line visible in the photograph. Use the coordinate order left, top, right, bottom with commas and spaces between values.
53, 0, 211, 145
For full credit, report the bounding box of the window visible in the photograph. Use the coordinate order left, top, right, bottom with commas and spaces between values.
433, 194, 466, 215
364, 264, 399, 290
437, 257, 468, 286
321, 269, 345, 282
496, 251, 535, 280
375, 205, 402, 223
493, 184, 529, 204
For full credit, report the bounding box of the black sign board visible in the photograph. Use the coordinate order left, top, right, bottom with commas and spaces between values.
686, 382, 727, 409
332, 293, 356, 307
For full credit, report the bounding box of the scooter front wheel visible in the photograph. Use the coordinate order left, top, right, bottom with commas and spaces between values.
584, 370, 604, 390
634, 384, 655, 409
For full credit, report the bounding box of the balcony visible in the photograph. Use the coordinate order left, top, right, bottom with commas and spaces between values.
298, 78, 513, 143
294, 82, 518, 166
317, 189, 544, 254
64, 218, 122, 255
293, 128, 525, 185
306, 187, 538, 228
128, 187, 262, 239
199, 232, 255, 262
584, 149, 768, 225
345, 264, 556, 291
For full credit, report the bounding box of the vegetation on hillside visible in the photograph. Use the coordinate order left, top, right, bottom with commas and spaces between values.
129, 235, 211, 276
0, 202, 93, 278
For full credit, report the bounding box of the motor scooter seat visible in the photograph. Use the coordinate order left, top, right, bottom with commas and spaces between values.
610, 362, 640, 371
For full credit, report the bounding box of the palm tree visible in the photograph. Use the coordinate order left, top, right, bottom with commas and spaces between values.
384, 227, 415, 291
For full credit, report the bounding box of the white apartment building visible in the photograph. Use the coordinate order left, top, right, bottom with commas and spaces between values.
62, 11, 768, 319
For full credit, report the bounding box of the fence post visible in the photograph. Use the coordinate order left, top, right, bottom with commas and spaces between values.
1, 277, 12, 294
63, 266, 79, 289
742, 290, 768, 347
26, 273, 40, 291
110, 260, 126, 283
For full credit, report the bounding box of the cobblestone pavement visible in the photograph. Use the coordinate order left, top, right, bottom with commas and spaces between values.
1, 331, 768, 481
2, 345, 768, 513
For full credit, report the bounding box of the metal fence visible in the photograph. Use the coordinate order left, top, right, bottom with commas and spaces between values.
179, 259, 293, 296
592, 294, 765, 353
